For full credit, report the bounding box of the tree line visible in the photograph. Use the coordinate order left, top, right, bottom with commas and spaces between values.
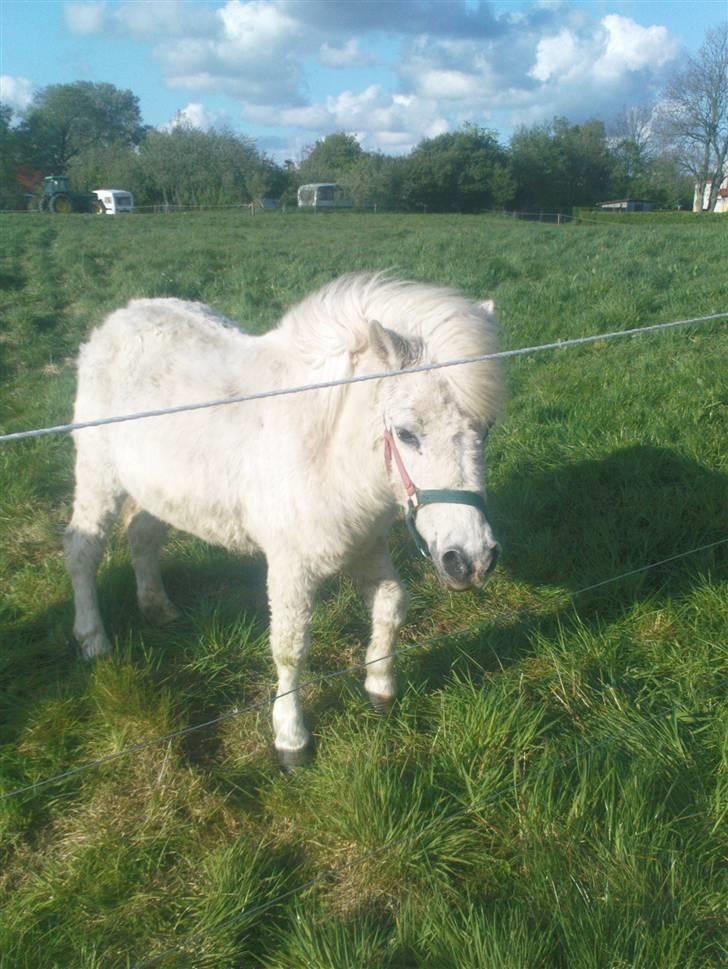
2, 22, 725, 214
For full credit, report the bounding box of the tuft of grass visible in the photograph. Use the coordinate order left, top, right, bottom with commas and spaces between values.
264, 904, 394, 969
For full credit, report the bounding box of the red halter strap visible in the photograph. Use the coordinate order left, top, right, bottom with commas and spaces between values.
383, 427, 418, 500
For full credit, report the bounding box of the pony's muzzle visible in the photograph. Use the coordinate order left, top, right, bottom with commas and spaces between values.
440, 544, 499, 590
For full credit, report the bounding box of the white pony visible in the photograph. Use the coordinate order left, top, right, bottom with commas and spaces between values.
65, 274, 502, 766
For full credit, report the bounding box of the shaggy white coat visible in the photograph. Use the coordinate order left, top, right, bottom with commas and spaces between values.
65, 273, 502, 759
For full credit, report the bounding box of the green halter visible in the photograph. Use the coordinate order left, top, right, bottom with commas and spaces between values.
405, 489, 488, 558
384, 427, 488, 559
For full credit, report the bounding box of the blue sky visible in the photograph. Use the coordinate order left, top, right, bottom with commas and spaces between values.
1, 1, 726, 160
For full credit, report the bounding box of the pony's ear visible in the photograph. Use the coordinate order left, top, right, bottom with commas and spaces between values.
368, 320, 419, 369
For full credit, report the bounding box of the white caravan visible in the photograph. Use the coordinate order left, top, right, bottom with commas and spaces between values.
92, 189, 135, 214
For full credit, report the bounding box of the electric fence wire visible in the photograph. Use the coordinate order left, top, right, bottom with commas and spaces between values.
132, 666, 728, 969
1, 310, 727, 444
2, 535, 725, 803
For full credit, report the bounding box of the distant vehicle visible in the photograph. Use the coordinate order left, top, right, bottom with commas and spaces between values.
92, 189, 135, 215
598, 199, 655, 212
36, 175, 105, 214
297, 183, 352, 209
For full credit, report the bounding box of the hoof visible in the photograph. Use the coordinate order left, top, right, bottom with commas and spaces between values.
277, 744, 314, 771
367, 692, 397, 715
80, 632, 112, 661
141, 598, 180, 626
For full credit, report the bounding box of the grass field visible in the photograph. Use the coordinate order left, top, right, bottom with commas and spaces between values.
0, 210, 727, 969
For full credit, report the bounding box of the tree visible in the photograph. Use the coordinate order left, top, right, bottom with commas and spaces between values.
646, 150, 695, 210
0, 104, 20, 205
137, 124, 264, 208
18, 82, 144, 172
510, 117, 614, 210
489, 162, 516, 209
297, 132, 363, 184
608, 103, 655, 195
400, 124, 509, 212
337, 152, 404, 209
67, 141, 139, 195
609, 104, 656, 160
657, 22, 728, 211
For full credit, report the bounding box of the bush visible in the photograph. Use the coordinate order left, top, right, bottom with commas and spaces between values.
573, 207, 726, 224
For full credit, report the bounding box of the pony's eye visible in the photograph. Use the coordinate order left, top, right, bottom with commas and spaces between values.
396, 427, 420, 449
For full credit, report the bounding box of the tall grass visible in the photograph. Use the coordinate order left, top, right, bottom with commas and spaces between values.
0, 211, 726, 968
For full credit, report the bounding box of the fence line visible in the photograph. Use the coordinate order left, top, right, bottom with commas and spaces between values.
485, 209, 700, 227
132, 668, 728, 968
2, 535, 725, 804
1, 311, 727, 445
7, 204, 709, 224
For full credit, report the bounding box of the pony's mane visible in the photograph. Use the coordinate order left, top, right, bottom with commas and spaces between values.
276, 273, 502, 426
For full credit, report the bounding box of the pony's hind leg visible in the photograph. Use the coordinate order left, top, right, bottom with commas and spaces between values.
125, 502, 179, 625
64, 441, 124, 660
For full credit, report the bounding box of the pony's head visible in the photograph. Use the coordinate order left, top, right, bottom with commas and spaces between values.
280, 273, 503, 588
368, 291, 502, 591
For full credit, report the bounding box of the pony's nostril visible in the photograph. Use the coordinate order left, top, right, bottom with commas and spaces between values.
442, 548, 472, 583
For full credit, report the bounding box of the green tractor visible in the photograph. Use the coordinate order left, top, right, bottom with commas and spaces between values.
36, 175, 105, 214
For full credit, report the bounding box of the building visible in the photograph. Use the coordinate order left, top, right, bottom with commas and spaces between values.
692, 167, 728, 213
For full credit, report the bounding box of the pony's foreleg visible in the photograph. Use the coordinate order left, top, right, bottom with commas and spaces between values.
351, 544, 409, 712
125, 504, 180, 625
64, 442, 124, 660
267, 565, 316, 768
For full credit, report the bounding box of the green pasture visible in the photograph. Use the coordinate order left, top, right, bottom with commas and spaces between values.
0, 210, 727, 968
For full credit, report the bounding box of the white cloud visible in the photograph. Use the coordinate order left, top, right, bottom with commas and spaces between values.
319, 38, 373, 69
530, 29, 583, 83
416, 68, 485, 101
595, 15, 678, 80
217, 0, 297, 54
161, 101, 226, 131
113, 0, 217, 38
153, 0, 304, 105
399, 33, 529, 110
262, 103, 329, 128
396, 9, 681, 136
251, 83, 449, 153
55, 0, 683, 154
0, 75, 34, 112
64, 2, 106, 35
530, 15, 678, 87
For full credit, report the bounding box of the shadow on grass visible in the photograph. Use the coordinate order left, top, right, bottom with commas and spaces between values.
404, 444, 727, 694
0, 536, 371, 769
493, 444, 727, 594
0, 550, 264, 751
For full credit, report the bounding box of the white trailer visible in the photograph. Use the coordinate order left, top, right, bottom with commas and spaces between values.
92, 189, 135, 214
297, 183, 352, 209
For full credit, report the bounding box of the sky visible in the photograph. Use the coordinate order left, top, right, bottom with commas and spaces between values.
1, 0, 726, 161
